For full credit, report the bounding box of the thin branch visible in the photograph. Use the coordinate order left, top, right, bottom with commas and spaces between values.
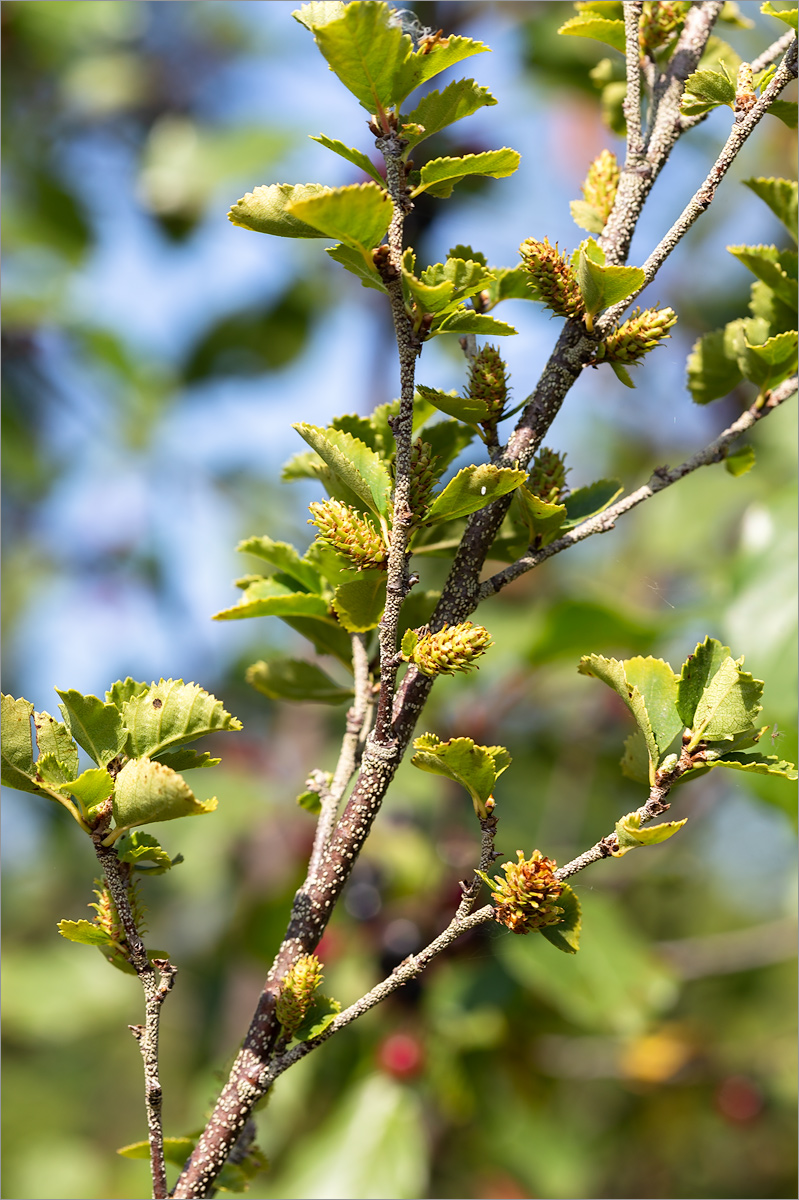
479, 377, 797, 601
94, 834, 174, 1200
555, 734, 700, 882
623, 2, 645, 162
751, 27, 796, 75
306, 634, 372, 882
598, 38, 799, 334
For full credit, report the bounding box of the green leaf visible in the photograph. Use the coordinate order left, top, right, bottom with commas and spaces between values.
557, 14, 626, 53
681, 66, 736, 115
512, 486, 567, 547
613, 812, 687, 856
1, 695, 86, 823
539, 883, 581, 953
246, 658, 354, 704
562, 479, 624, 528
280, 615, 355, 668
401, 628, 420, 658
686, 751, 797, 781
761, 1, 798, 29
727, 244, 797, 307
415, 384, 491, 425
739, 327, 798, 390
32, 710, 79, 780
122, 679, 242, 760
767, 99, 798, 129
689, 656, 763, 745
111, 757, 217, 838
105, 678, 149, 710
393, 33, 491, 105
326, 242, 388, 292
228, 182, 332, 238
293, 993, 342, 1042
411, 733, 511, 819
303, 0, 414, 111
725, 444, 756, 475
609, 360, 636, 388
288, 182, 392, 255
297, 788, 323, 815
403, 272, 455, 314
57, 919, 114, 947
118, 1136, 196, 1165
676, 637, 731, 727
686, 324, 744, 404
293, 422, 393, 516
577, 243, 644, 320
237, 536, 322, 592
55, 689, 127, 768
623, 657, 682, 761
420, 418, 477, 470
480, 265, 540, 308
433, 310, 518, 337
331, 413, 383, 454
152, 749, 220, 771
570, 199, 606, 234
578, 655, 659, 783
400, 79, 497, 149
310, 133, 384, 184
410, 149, 520, 198
55, 767, 115, 809
116, 831, 179, 874
621, 729, 650, 784
743, 178, 798, 243
426, 464, 527, 524
213, 578, 331, 621
332, 570, 387, 632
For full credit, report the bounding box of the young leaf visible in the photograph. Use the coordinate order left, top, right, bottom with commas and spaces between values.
761, 1, 798, 29
680, 66, 736, 115
743, 177, 798, 244
683, 751, 797, 781
105, 678, 149, 710
57, 919, 114, 947
400, 79, 497, 149
292, 993, 342, 1042
213, 578, 331, 621
293, 423, 393, 516
425, 464, 527, 524
433, 310, 518, 337
622, 657, 682, 762
332, 571, 387, 632
578, 655, 659, 782
724, 445, 756, 476
410, 149, 520, 198
394, 33, 491, 104
686, 325, 744, 404
228, 182, 332, 238
570, 199, 606, 234
55, 767, 115, 809
481, 266, 540, 308
613, 812, 687, 856
513, 486, 567, 547
411, 733, 510, 819
246, 659, 354, 704
401, 628, 420, 658
557, 14, 626, 53
237, 536, 323, 592
111, 757, 217, 839
292, 2, 347, 32
32, 710, 79, 780
280, 615, 355, 669
577, 243, 644, 322
738, 328, 798, 390
115, 831, 179, 874
326, 242, 388, 292
288, 183, 393, 256
561, 479, 623, 528
122, 679, 242, 760
689, 656, 763, 745
303, 0, 414, 111
331, 412, 383, 453
152, 749, 221, 771
727, 244, 797, 307
415, 384, 491, 425
55, 689, 127, 768
2, 694, 38, 792
676, 637, 732, 727
118, 1136, 197, 1165
310, 134, 384, 185
621, 729, 651, 785
768, 100, 798, 128
297, 788, 323, 814
539, 884, 581, 954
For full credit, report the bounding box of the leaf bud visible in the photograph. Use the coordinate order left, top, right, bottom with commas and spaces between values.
484, 850, 564, 935
276, 954, 324, 1038
519, 237, 584, 319
528, 447, 569, 504
308, 500, 388, 569
601, 306, 677, 364
467, 344, 509, 422
407, 621, 492, 677
581, 149, 620, 227
734, 63, 757, 115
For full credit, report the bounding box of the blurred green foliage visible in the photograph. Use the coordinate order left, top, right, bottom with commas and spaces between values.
2, 3, 796, 1199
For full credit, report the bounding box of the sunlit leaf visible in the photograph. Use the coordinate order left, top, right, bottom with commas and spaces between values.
743, 177, 798, 243
433, 310, 518, 337
613, 812, 687, 856
415, 384, 491, 424
122, 679, 242, 760
293, 423, 393, 516
288, 182, 392, 255
55, 689, 127, 767
246, 658, 354, 704
426, 464, 526, 524
326, 242, 389, 292
578, 654, 659, 782
228, 182, 332, 237
411, 732, 510, 818
310, 133, 384, 184
411, 149, 520, 198
539, 883, 581, 953
561, 478, 623, 527
761, 0, 798, 29
400, 79, 496, 149
332, 570, 387, 632
557, 14, 626, 53
57, 919, 114, 947
214, 578, 331, 621
111, 756, 217, 838
727, 244, 797, 307
237, 536, 323, 592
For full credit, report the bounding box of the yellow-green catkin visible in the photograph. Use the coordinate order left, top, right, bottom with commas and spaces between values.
410, 622, 493, 677
276, 954, 324, 1037
519, 238, 584, 319
308, 500, 387, 569
582, 149, 620, 227
602, 307, 678, 363
487, 850, 564, 935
